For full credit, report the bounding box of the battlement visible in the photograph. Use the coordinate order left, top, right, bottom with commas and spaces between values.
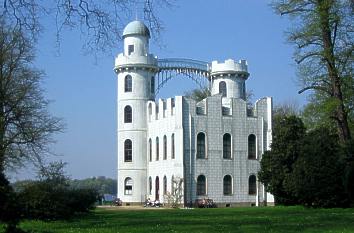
210, 59, 248, 75
191, 95, 271, 119
147, 96, 182, 122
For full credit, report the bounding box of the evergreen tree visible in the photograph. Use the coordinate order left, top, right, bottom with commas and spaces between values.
258, 115, 306, 205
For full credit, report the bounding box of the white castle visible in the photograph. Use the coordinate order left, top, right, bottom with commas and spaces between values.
114, 20, 274, 207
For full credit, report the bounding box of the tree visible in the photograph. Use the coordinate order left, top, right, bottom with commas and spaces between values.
68, 176, 117, 195
184, 86, 211, 102
273, 100, 301, 118
18, 162, 98, 220
1, 0, 173, 54
258, 115, 306, 205
0, 17, 62, 230
287, 128, 349, 207
272, 0, 353, 143
0, 17, 63, 174
163, 176, 183, 208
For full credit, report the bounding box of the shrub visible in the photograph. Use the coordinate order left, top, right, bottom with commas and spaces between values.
18, 181, 98, 220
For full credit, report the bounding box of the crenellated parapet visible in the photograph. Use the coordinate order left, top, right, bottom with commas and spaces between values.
210, 59, 249, 77
147, 97, 181, 122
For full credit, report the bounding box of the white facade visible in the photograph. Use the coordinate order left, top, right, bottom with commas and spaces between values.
114, 20, 274, 207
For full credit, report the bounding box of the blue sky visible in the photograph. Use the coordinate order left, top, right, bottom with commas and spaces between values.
10, 0, 307, 180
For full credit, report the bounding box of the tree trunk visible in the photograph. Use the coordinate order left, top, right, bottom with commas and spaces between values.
318, 0, 352, 143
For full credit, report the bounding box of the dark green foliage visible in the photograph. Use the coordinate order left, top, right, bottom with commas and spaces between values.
259, 115, 353, 207
0, 172, 23, 233
16, 162, 98, 220
343, 139, 354, 203
18, 180, 98, 220
259, 115, 306, 205
288, 128, 349, 207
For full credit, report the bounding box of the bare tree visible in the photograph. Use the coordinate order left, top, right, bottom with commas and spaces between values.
0, 17, 63, 174
164, 176, 183, 208
0, 0, 174, 54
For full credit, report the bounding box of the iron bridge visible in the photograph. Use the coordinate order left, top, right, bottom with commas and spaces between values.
156, 58, 211, 94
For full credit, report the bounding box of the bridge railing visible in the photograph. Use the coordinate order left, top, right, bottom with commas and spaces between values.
157, 58, 210, 72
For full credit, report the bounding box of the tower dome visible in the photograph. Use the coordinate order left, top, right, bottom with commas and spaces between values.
123, 20, 150, 38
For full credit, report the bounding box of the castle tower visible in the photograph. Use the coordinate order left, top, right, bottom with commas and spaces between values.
210, 59, 249, 99
114, 21, 158, 204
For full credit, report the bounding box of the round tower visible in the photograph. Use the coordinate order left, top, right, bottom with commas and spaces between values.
210, 59, 249, 99
114, 20, 158, 204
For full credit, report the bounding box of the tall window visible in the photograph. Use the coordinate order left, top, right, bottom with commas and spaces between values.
163, 135, 167, 160
249, 175, 257, 195
223, 133, 232, 159
148, 103, 152, 121
196, 132, 206, 159
149, 177, 152, 195
155, 176, 160, 200
223, 175, 232, 195
151, 76, 155, 93
171, 175, 175, 193
124, 177, 133, 195
124, 105, 132, 123
219, 81, 227, 97
197, 175, 206, 196
128, 44, 134, 55
155, 105, 159, 120
124, 139, 132, 162
156, 137, 159, 161
163, 176, 167, 195
149, 138, 152, 162
124, 75, 132, 92
171, 134, 175, 159
248, 134, 256, 159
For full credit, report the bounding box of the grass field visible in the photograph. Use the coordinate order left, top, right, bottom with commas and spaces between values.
2, 206, 354, 233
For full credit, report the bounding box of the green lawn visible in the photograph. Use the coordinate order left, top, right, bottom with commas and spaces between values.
2, 206, 354, 233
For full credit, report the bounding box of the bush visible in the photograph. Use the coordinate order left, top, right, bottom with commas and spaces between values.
18, 181, 98, 220
0, 173, 23, 232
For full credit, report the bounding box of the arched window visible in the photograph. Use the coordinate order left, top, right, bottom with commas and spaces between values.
124, 177, 133, 195
163, 135, 167, 160
171, 175, 175, 193
223, 133, 232, 159
124, 75, 132, 92
155, 105, 159, 120
196, 132, 206, 159
171, 134, 175, 159
151, 76, 155, 93
149, 138, 152, 162
197, 175, 206, 195
223, 175, 232, 195
156, 137, 159, 161
124, 139, 132, 162
149, 176, 152, 195
155, 176, 160, 200
163, 176, 167, 195
124, 105, 132, 123
248, 134, 256, 159
148, 103, 152, 121
249, 175, 257, 195
219, 81, 227, 97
